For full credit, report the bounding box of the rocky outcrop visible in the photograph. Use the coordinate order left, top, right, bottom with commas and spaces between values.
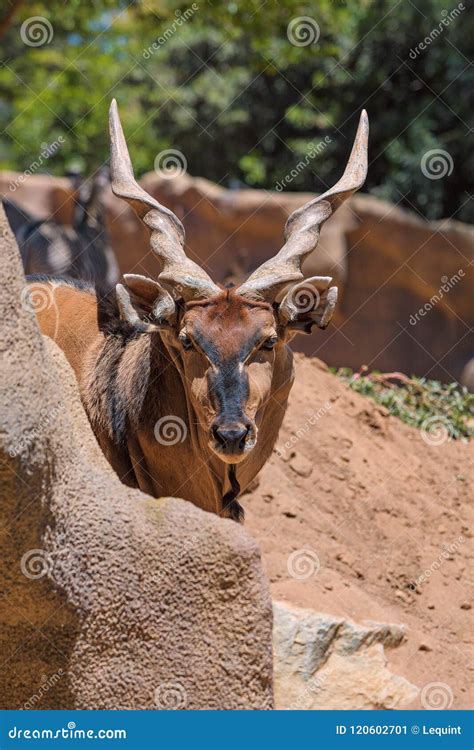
273, 602, 419, 710
0, 204, 273, 710
2, 170, 472, 382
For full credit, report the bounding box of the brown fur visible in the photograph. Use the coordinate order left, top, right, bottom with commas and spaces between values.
31, 279, 295, 520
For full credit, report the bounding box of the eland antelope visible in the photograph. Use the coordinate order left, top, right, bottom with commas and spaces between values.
30, 101, 368, 520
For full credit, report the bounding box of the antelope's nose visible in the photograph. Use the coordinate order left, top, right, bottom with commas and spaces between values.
213, 424, 249, 453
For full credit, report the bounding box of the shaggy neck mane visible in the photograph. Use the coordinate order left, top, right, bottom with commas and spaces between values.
83, 288, 169, 447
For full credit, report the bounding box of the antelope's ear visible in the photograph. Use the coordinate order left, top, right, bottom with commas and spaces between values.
277, 276, 338, 339
116, 273, 177, 331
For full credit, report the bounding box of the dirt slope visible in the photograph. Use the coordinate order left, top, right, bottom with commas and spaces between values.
245, 354, 473, 709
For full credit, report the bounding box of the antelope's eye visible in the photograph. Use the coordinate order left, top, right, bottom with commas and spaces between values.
262, 336, 278, 350
180, 334, 194, 351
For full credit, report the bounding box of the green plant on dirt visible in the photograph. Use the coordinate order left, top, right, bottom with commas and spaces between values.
335, 367, 474, 440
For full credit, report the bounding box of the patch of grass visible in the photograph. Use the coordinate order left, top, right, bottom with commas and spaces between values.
333, 367, 474, 440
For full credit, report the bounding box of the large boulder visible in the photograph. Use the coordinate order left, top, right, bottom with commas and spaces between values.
0, 205, 273, 710
273, 602, 419, 710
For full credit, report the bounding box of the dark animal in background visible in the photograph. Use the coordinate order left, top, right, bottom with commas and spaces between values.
3, 168, 119, 288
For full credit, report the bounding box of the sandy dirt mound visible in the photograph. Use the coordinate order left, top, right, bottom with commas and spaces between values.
246, 354, 473, 709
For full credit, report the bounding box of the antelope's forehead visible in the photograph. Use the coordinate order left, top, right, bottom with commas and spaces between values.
182, 293, 276, 359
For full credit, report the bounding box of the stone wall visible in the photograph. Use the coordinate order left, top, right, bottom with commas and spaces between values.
0, 204, 274, 710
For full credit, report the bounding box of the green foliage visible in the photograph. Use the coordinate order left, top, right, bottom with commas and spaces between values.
335, 368, 474, 440
0, 0, 472, 220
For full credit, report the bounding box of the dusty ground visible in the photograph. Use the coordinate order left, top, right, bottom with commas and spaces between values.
245, 354, 473, 709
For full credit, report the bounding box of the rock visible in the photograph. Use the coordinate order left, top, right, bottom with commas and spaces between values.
395, 589, 411, 604
0, 205, 274, 711
460, 602, 471, 610
289, 454, 313, 478
273, 602, 419, 710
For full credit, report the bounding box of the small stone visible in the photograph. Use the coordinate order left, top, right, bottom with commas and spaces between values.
419, 643, 432, 652
341, 454, 350, 462
460, 602, 471, 610
283, 510, 297, 519
427, 604, 435, 610
395, 589, 411, 604
289, 454, 313, 478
